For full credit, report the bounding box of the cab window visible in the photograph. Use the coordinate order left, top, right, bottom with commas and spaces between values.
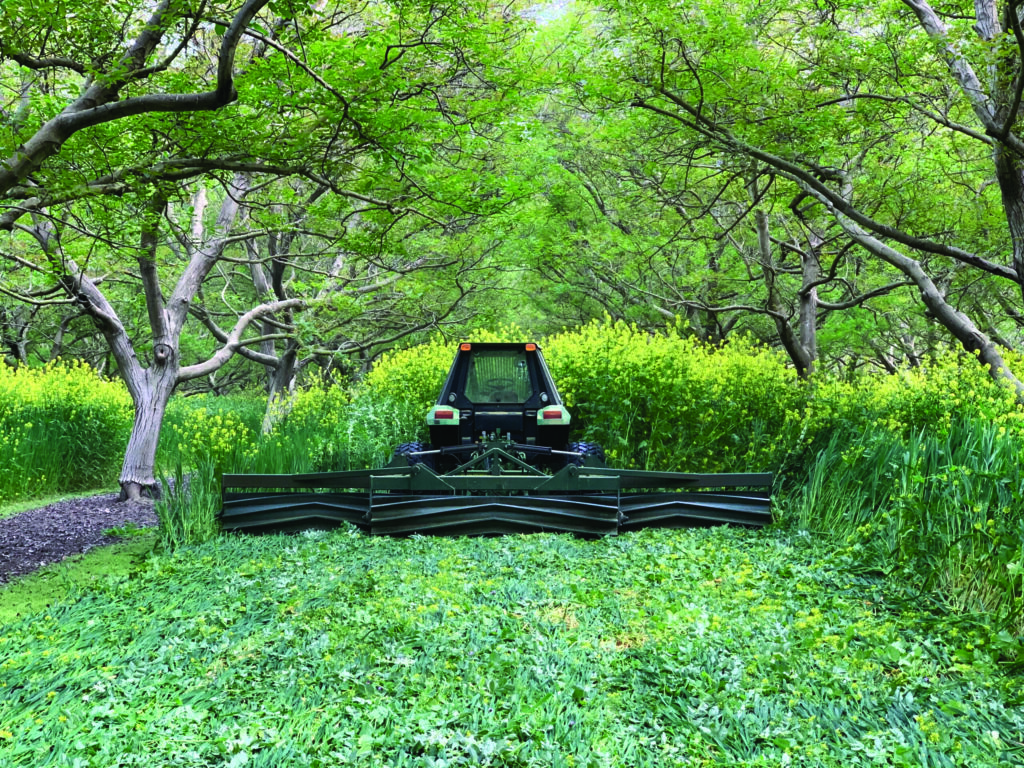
464, 351, 533, 404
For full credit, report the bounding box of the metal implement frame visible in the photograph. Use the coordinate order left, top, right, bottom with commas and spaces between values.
221, 442, 773, 536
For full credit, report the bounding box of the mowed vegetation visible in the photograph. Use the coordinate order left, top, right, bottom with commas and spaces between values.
2, 323, 1024, 766
3, 527, 1023, 768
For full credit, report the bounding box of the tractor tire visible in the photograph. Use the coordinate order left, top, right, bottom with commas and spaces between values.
567, 441, 606, 467
393, 441, 432, 468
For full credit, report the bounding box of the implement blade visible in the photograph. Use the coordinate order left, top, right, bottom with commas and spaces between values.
618, 491, 772, 530
219, 464, 774, 535
369, 494, 620, 537
581, 468, 773, 490
221, 492, 369, 533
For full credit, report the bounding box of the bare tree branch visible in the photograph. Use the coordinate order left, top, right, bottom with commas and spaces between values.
178, 298, 307, 381
817, 281, 912, 310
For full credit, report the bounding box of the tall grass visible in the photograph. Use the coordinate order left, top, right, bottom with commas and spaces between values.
154, 388, 424, 548
796, 419, 1024, 632
156, 393, 267, 474
300, 389, 433, 472
155, 395, 312, 549
154, 460, 220, 549
0, 361, 130, 502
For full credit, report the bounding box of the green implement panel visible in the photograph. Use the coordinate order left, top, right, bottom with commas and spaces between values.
220, 443, 773, 536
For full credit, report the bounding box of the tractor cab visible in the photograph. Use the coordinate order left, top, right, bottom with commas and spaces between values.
426, 342, 570, 449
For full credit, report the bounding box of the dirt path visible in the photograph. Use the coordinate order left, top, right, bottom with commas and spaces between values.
0, 494, 158, 585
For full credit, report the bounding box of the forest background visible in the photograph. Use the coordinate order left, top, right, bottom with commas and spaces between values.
2, 0, 1024, 642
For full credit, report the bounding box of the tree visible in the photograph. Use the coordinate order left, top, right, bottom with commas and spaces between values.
0, 0, 272, 205
461, 6, 918, 375
1, 0, 531, 498
197, 175, 497, 432
587, 0, 1024, 395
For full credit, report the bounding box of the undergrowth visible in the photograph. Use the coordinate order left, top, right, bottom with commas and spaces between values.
0, 361, 130, 502
797, 419, 1024, 635
1, 526, 1022, 767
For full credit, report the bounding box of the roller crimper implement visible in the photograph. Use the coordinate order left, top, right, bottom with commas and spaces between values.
221, 342, 772, 535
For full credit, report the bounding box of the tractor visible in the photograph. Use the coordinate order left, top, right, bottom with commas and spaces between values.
221, 342, 772, 535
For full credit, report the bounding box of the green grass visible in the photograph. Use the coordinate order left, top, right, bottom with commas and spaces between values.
0, 532, 156, 623
1, 526, 1021, 767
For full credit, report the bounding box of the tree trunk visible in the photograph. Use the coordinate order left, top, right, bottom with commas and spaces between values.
0, 307, 30, 364
992, 144, 1024, 301
797, 241, 822, 376
118, 362, 178, 501
261, 340, 298, 434
752, 206, 815, 377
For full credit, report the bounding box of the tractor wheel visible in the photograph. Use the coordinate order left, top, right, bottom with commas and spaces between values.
567, 441, 606, 467
394, 441, 433, 468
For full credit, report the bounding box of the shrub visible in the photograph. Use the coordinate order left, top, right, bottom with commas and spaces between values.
345, 320, 805, 474
360, 340, 454, 418
815, 350, 1021, 434
544, 320, 805, 473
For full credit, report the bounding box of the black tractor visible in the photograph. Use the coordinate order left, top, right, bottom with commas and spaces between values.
395, 342, 601, 472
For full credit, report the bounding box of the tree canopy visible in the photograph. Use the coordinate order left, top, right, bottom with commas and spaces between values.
3, 0, 1024, 493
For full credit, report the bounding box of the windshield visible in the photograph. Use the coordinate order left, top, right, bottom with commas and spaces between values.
464, 350, 534, 404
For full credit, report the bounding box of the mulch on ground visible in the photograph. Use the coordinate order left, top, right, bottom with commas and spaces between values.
0, 494, 158, 585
